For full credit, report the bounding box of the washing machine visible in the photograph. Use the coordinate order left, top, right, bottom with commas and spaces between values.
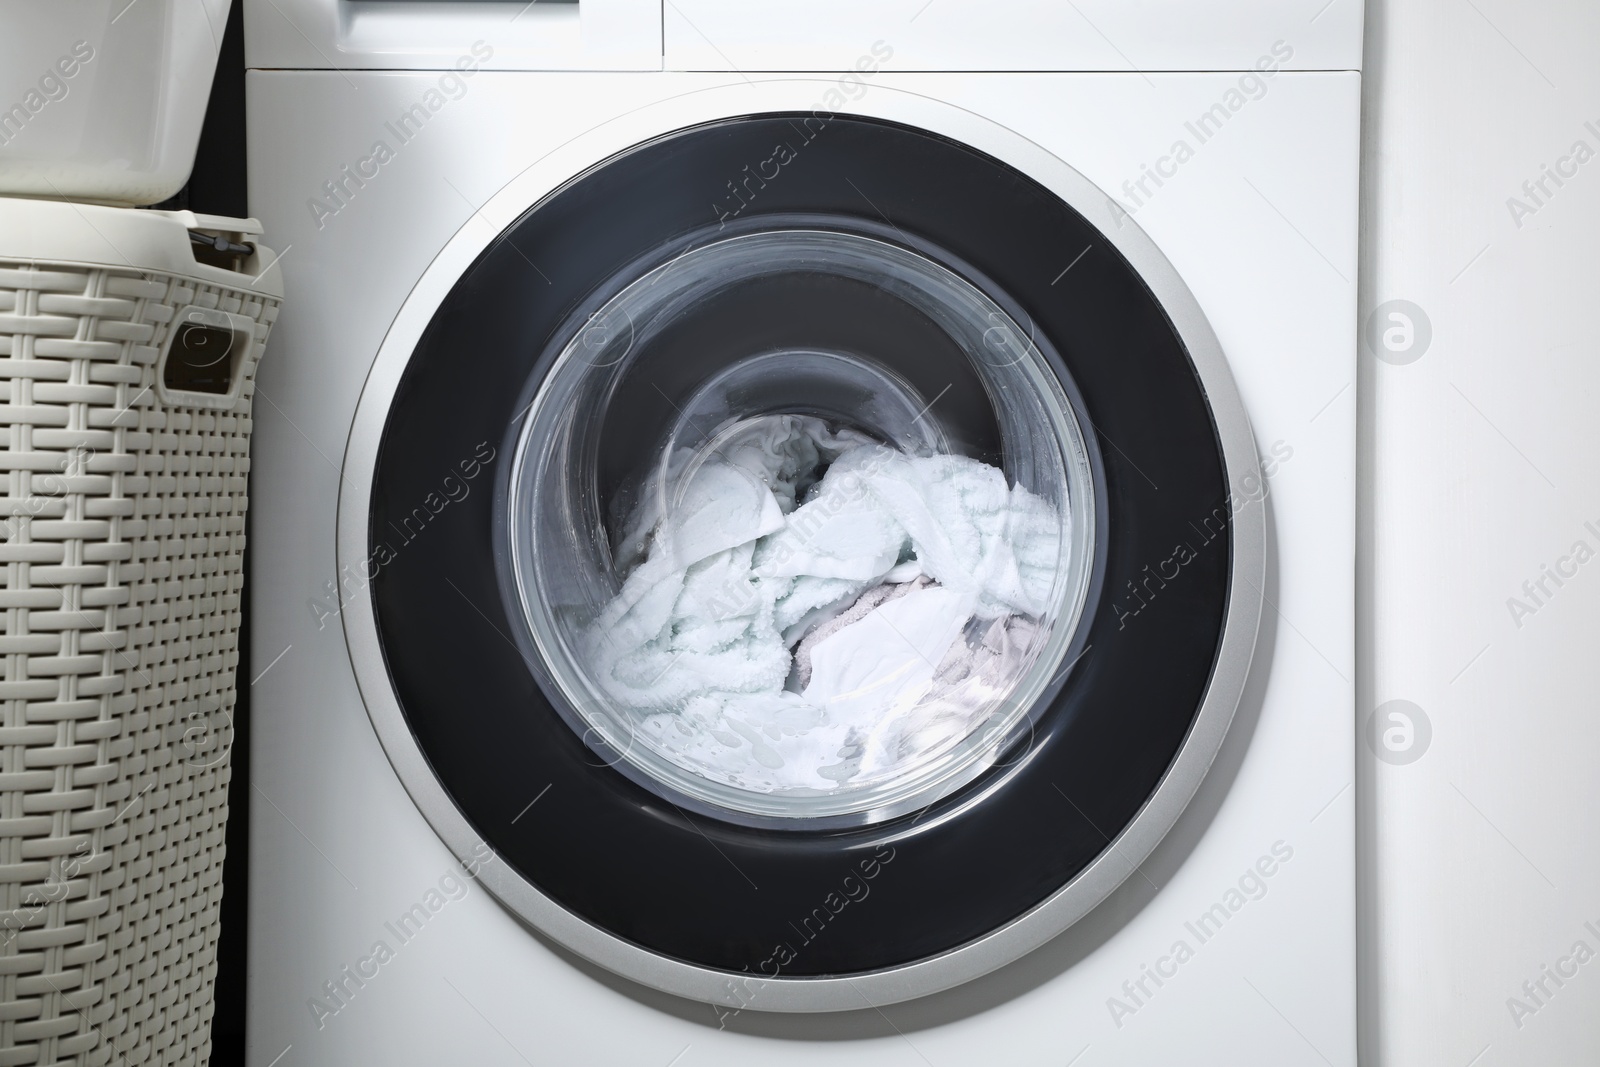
243, 2, 1361, 1063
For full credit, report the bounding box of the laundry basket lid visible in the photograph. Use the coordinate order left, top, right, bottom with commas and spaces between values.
0, 196, 281, 297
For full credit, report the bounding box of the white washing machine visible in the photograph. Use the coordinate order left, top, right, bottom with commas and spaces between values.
243, 3, 1361, 1064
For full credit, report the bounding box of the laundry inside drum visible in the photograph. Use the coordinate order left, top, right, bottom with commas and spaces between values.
506, 228, 1096, 825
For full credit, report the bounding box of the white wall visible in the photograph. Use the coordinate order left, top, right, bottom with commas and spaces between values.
1361, 0, 1600, 1063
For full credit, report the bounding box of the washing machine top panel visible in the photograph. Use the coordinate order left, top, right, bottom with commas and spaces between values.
243, 0, 1363, 73
359, 115, 1245, 989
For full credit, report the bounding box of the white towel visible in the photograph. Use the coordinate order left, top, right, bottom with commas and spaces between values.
581, 415, 1063, 794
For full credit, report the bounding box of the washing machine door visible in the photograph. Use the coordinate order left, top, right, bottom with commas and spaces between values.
342, 110, 1263, 1011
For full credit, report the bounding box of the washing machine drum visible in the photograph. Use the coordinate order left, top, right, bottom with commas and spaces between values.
366, 115, 1253, 997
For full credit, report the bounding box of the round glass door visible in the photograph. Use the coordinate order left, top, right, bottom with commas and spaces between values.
507, 227, 1096, 825
352, 110, 1253, 997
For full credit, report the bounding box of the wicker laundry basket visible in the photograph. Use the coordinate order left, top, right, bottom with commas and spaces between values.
0, 199, 280, 1066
